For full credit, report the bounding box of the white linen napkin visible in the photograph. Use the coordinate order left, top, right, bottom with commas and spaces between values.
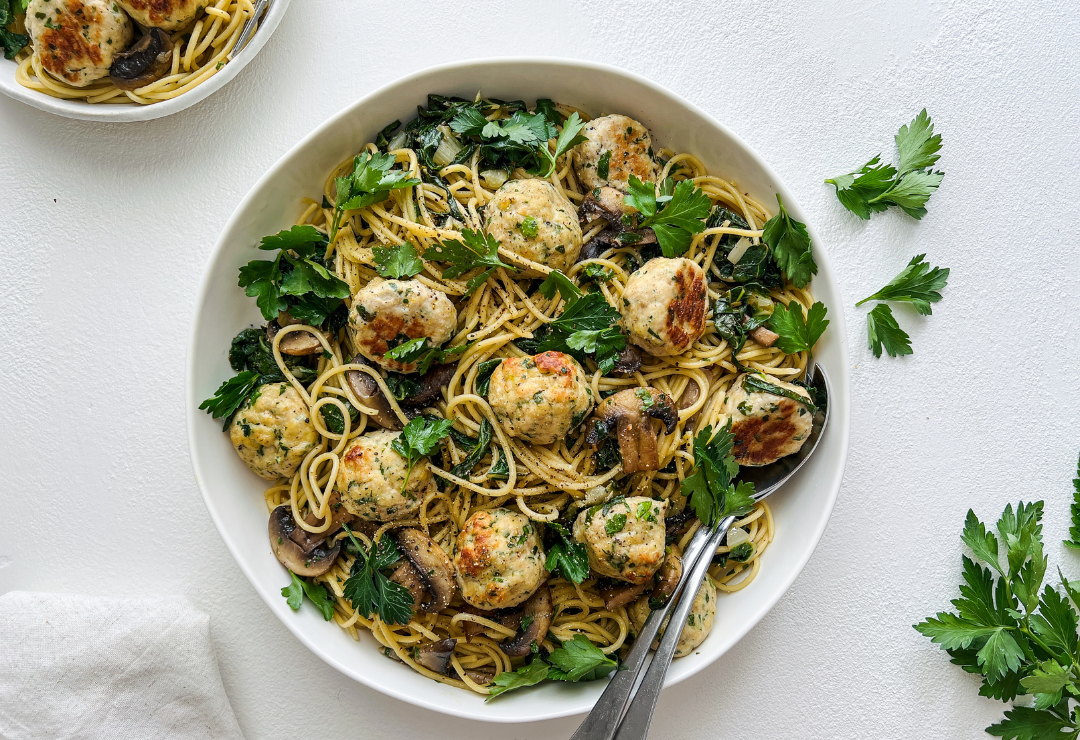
0, 591, 245, 740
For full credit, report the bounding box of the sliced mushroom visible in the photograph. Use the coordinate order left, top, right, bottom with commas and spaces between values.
651, 552, 683, 605
109, 29, 173, 90
601, 581, 649, 611
389, 561, 429, 608
677, 379, 701, 411
456, 604, 495, 637
463, 669, 495, 686
413, 638, 457, 676
500, 586, 554, 657
585, 387, 679, 473
267, 319, 324, 356
346, 354, 401, 430
399, 363, 456, 408
609, 345, 642, 377
749, 326, 779, 348
395, 528, 456, 613
268, 505, 341, 577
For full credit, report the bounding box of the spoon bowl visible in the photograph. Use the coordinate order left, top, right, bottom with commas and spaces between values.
738, 366, 832, 500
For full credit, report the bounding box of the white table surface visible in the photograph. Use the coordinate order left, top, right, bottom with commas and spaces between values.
2, 1, 1079, 738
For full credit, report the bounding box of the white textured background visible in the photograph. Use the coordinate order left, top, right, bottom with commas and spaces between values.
1, 1, 1079, 738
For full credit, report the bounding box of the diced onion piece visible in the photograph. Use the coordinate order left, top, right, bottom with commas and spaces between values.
726, 527, 751, 547
727, 237, 752, 265
387, 131, 408, 151
432, 126, 463, 167
747, 293, 774, 316
480, 169, 509, 190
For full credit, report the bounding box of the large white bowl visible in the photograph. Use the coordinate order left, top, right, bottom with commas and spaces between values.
0, 0, 291, 122
186, 58, 851, 723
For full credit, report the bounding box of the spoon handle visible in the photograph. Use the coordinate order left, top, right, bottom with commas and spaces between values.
568, 524, 716, 740
610, 515, 735, 740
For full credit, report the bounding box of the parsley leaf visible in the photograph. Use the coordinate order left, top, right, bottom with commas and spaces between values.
761, 194, 817, 288
545, 522, 590, 584
766, 300, 829, 355
448, 107, 489, 137
1065, 452, 1080, 552
535, 270, 627, 372
827, 110, 944, 220
605, 513, 627, 536
865, 303, 912, 358
391, 416, 454, 492
537, 269, 582, 302
341, 526, 413, 625
681, 423, 755, 527
546, 634, 618, 682
857, 254, 950, 315
238, 225, 349, 324
373, 242, 424, 279
539, 112, 588, 177
485, 635, 617, 701
895, 108, 944, 176
281, 571, 335, 621
330, 152, 420, 243
383, 337, 467, 375
422, 229, 516, 295
625, 176, 711, 257
198, 371, 260, 429
824, 156, 897, 220
486, 657, 550, 701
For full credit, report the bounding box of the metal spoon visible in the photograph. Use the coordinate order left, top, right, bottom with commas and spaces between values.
226, 0, 270, 62
569, 364, 831, 740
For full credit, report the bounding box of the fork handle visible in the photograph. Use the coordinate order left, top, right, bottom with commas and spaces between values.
610, 515, 735, 740
568, 523, 716, 740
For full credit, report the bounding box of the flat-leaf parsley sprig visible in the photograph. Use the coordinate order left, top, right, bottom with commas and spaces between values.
624, 175, 712, 258
826, 109, 944, 220
341, 525, 414, 626
914, 454, 1080, 739
330, 151, 420, 244
536, 270, 627, 373
681, 423, 755, 527
859, 254, 950, 358
486, 634, 617, 701
422, 229, 517, 296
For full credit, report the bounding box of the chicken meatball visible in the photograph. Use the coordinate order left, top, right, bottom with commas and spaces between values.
724, 373, 814, 466
116, 0, 202, 30
572, 114, 659, 192
229, 383, 317, 480
348, 279, 457, 374
25, 0, 133, 87
621, 258, 707, 356
628, 576, 717, 658
336, 430, 432, 521
484, 179, 582, 275
573, 496, 667, 584
454, 508, 546, 610
487, 351, 593, 445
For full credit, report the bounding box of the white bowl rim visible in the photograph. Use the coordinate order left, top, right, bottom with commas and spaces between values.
0, 0, 291, 122
185, 56, 851, 723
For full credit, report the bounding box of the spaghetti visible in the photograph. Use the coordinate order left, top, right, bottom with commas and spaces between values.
241, 98, 812, 694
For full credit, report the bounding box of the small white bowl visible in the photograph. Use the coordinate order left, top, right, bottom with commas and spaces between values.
186, 58, 851, 723
0, 0, 290, 122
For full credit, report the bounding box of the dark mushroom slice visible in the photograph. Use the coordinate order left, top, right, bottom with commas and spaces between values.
389, 561, 429, 610
395, 528, 456, 613
267, 319, 324, 356
749, 326, 780, 348
600, 580, 649, 611
268, 505, 341, 577
455, 604, 495, 637
608, 345, 642, 377
398, 363, 456, 408
500, 586, 553, 657
109, 28, 173, 91
413, 638, 457, 676
651, 552, 682, 605
345, 354, 401, 430
585, 387, 678, 473
463, 669, 495, 686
